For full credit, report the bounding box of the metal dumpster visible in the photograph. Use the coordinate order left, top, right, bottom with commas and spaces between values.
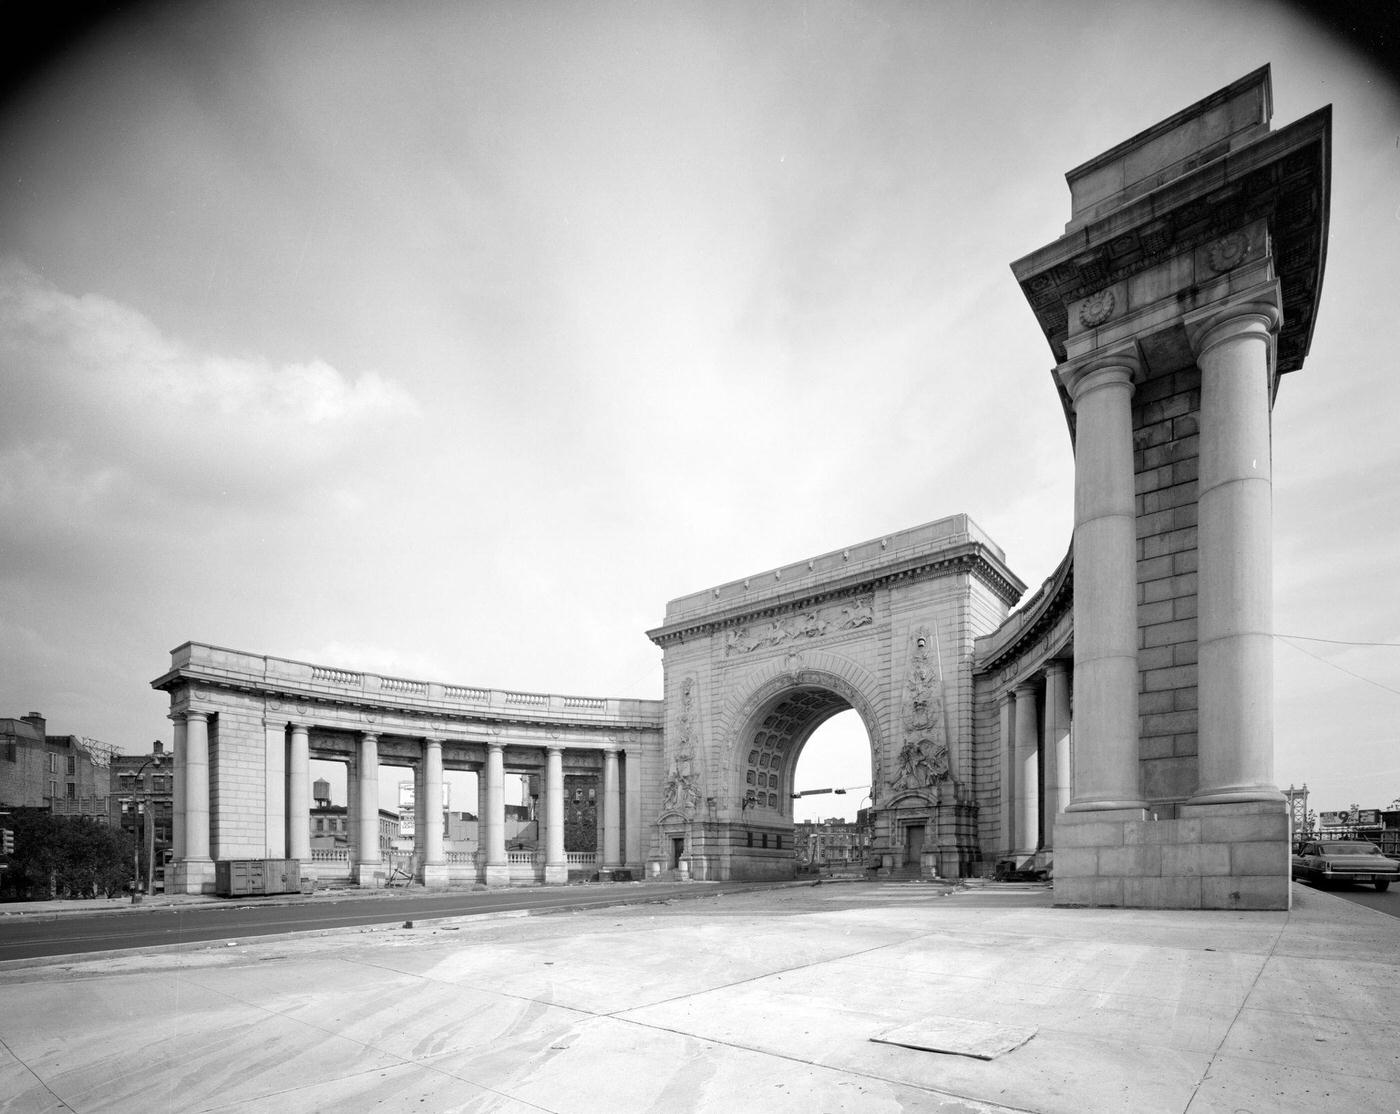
215, 858, 302, 897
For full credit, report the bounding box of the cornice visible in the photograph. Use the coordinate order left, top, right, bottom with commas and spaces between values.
153, 665, 663, 735
973, 544, 1074, 676
1012, 107, 1330, 385
646, 542, 1026, 647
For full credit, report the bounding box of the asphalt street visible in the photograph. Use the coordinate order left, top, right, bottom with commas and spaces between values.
1300, 878, 1400, 918
0, 880, 772, 962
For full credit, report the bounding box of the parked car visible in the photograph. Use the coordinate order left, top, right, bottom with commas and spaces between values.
1291, 840, 1399, 891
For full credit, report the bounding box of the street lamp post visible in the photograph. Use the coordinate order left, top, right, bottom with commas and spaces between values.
129, 748, 164, 903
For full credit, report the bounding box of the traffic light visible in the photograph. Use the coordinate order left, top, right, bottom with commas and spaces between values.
1, 828, 13, 855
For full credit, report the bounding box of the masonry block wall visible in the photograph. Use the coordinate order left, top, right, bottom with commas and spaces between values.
1134, 365, 1202, 812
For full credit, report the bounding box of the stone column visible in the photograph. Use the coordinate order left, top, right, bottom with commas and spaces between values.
1186, 285, 1284, 804
1060, 345, 1146, 813
420, 738, 447, 885
483, 741, 508, 885
624, 749, 643, 870
355, 732, 381, 885
1013, 682, 1041, 857
170, 713, 187, 862
1042, 661, 1073, 838
173, 710, 214, 894
998, 691, 1016, 855
544, 745, 566, 884
287, 724, 311, 862
601, 746, 621, 875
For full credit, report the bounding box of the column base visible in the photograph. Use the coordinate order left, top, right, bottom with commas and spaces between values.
354, 862, 385, 887
1185, 785, 1285, 806
483, 862, 509, 887
544, 862, 567, 885
1053, 801, 1288, 910
420, 862, 450, 887
172, 858, 216, 895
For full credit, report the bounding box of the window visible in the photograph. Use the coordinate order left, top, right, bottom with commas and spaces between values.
49, 753, 58, 773
4, 742, 14, 762
761, 834, 768, 849
67, 755, 76, 775
67, 782, 76, 799
316, 818, 325, 833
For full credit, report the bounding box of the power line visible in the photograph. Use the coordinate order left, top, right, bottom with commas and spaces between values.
1277, 637, 1400, 698
1275, 633, 1400, 649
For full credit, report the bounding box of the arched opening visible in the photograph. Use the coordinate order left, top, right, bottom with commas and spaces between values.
730, 681, 879, 881
791, 709, 873, 874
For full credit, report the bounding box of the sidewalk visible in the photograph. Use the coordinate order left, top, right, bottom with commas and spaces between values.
1, 881, 1395, 1112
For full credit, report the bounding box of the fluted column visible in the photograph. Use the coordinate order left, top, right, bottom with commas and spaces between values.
355, 732, 381, 884
601, 746, 621, 874
1060, 344, 1146, 813
1042, 661, 1073, 836
998, 691, 1016, 854
421, 738, 447, 884
287, 724, 311, 862
1186, 285, 1284, 804
483, 742, 508, 885
1013, 682, 1041, 856
544, 745, 566, 884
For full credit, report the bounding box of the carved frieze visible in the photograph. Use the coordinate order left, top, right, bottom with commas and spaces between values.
1206, 230, 1251, 272
1077, 288, 1116, 328
723, 594, 874, 656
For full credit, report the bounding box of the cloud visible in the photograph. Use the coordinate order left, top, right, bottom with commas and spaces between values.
0, 256, 419, 514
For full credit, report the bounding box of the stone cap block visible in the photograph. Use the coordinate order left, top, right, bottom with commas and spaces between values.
1066, 66, 1272, 229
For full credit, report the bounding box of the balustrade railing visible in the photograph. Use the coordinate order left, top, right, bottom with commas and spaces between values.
310, 848, 350, 862
311, 666, 362, 686
565, 852, 597, 866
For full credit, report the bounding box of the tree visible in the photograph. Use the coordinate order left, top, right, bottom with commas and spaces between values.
1, 810, 134, 900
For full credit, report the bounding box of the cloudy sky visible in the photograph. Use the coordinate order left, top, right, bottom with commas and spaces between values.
2, 1, 1396, 823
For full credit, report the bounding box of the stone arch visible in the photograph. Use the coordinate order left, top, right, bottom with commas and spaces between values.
722, 656, 885, 820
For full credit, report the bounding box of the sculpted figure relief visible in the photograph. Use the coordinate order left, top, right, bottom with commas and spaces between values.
663, 676, 703, 814
886, 625, 951, 792
722, 594, 875, 656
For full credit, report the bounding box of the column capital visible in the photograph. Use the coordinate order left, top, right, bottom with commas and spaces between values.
1184, 280, 1282, 361
1013, 680, 1039, 699
546, 743, 565, 755
1056, 340, 1141, 406
185, 709, 211, 724
486, 740, 505, 754
361, 731, 379, 743
1045, 659, 1068, 679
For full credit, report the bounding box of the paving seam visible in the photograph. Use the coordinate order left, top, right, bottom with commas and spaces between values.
1177, 902, 1289, 1113
0, 1032, 77, 1112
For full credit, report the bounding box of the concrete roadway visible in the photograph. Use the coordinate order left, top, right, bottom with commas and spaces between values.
2, 880, 1396, 1112
0, 880, 772, 962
